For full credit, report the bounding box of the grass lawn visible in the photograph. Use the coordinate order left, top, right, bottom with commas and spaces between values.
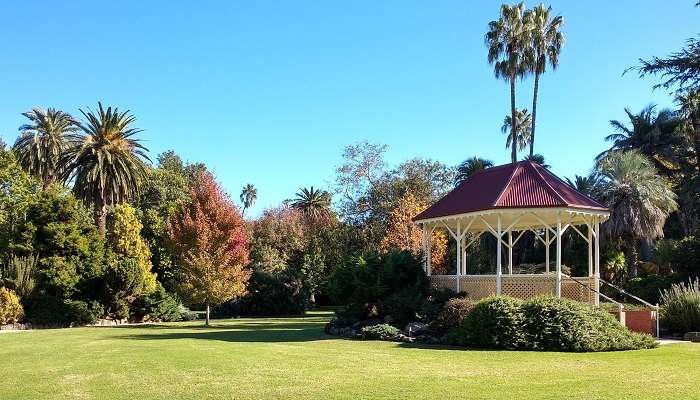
1, 311, 698, 400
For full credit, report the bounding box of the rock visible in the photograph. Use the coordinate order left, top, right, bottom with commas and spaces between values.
404, 322, 430, 336
683, 332, 700, 342
396, 334, 415, 343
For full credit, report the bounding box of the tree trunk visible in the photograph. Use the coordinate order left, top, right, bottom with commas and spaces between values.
205, 302, 210, 326
530, 72, 540, 157
625, 242, 639, 279
510, 75, 517, 163
95, 200, 107, 238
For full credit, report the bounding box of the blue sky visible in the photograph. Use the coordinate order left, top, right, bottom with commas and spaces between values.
0, 1, 697, 217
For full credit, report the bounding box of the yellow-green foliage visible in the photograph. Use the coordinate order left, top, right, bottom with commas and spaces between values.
0, 287, 24, 324
109, 204, 157, 294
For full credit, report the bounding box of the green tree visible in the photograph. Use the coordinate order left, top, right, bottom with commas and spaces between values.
595, 151, 678, 277
677, 89, 700, 169
59, 103, 150, 237
600, 105, 683, 175
486, 2, 532, 163
11, 187, 104, 300
13, 108, 77, 189
0, 148, 37, 263
455, 157, 493, 185
523, 153, 550, 168
292, 186, 332, 221
107, 204, 157, 297
524, 4, 563, 156
565, 173, 601, 197
502, 108, 532, 153
240, 183, 257, 216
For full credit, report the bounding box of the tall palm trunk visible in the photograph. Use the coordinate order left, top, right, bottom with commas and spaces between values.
95, 200, 107, 238
530, 72, 540, 157
625, 241, 639, 279
510, 75, 517, 163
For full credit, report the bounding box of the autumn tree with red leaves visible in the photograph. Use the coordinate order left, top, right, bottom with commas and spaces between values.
166, 172, 250, 325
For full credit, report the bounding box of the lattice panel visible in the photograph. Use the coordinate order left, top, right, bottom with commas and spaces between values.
429, 275, 458, 292
429, 275, 598, 305
561, 277, 595, 304
459, 276, 497, 299
502, 276, 555, 299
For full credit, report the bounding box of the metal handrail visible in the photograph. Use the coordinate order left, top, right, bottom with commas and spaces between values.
562, 274, 660, 339
561, 273, 625, 308
599, 278, 659, 309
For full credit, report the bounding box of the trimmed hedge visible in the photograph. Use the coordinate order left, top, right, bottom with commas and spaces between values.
451, 296, 656, 352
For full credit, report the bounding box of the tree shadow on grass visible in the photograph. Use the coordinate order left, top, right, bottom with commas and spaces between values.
115, 319, 333, 343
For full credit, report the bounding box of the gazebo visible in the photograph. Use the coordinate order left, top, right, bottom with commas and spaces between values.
413, 161, 610, 305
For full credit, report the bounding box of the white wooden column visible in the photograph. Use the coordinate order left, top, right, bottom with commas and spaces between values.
461, 236, 467, 275
545, 228, 550, 273
456, 221, 461, 293
496, 215, 502, 295
426, 226, 432, 277
556, 215, 562, 298
594, 218, 601, 306
508, 231, 513, 275
587, 222, 593, 277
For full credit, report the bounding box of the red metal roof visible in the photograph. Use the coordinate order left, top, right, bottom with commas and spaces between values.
414, 161, 607, 221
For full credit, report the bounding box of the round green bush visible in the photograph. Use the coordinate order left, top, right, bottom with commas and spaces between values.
521, 297, 655, 352
361, 324, 400, 340
437, 297, 475, 330
451, 296, 525, 349
451, 296, 656, 352
0, 287, 24, 324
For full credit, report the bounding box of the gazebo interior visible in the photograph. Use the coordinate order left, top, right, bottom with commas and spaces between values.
413, 161, 610, 305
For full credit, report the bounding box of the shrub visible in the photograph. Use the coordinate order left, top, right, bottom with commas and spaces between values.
660, 278, 700, 334
437, 297, 475, 330
22, 295, 103, 326
451, 296, 525, 349
361, 324, 400, 340
329, 251, 429, 327
521, 297, 655, 352
420, 288, 465, 323
670, 234, 700, 278
64, 300, 104, 325
625, 275, 674, 305
451, 296, 656, 352
131, 283, 184, 322
0, 287, 24, 324
216, 271, 307, 317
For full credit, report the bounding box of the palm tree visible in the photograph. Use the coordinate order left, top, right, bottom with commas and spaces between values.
502, 108, 532, 153
595, 151, 677, 278
677, 89, 700, 169
240, 183, 257, 216
13, 108, 78, 189
525, 4, 563, 157
455, 157, 494, 185
486, 2, 532, 163
599, 105, 683, 175
292, 186, 331, 221
59, 103, 150, 237
565, 173, 601, 197
523, 153, 549, 168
